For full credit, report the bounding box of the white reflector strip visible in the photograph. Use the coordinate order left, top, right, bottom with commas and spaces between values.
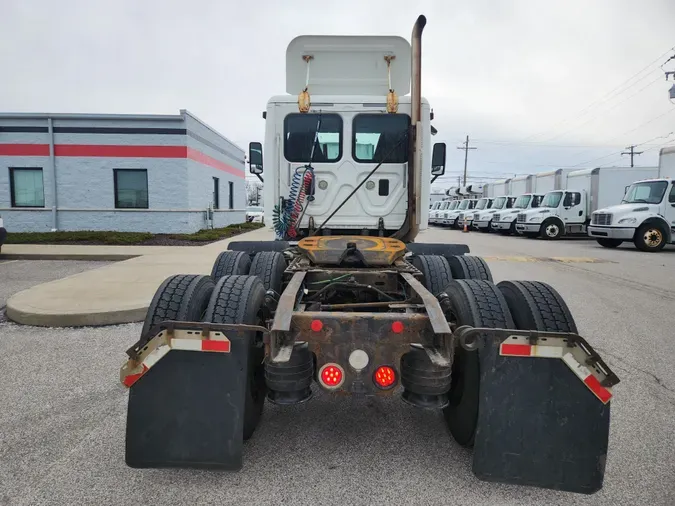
143, 344, 170, 368
171, 338, 202, 351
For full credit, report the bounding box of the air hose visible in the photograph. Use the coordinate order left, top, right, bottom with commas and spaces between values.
273, 166, 315, 239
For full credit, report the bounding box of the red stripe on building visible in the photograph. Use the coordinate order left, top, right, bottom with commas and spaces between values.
0, 143, 50, 156
500, 343, 532, 356
201, 339, 231, 353
0, 143, 244, 178
55, 144, 188, 158
186, 147, 244, 178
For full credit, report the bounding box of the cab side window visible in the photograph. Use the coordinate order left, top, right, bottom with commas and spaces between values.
669, 183, 675, 203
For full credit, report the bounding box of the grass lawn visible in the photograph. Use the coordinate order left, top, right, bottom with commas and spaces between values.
5, 222, 265, 246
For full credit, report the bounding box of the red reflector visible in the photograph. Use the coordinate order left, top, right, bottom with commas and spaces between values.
201, 339, 231, 353
320, 364, 343, 388
374, 366, 396, 389
500, 343, 532, 356
584, 374, 613, 404
311, 319, 323, 332
391, 321, 404, 334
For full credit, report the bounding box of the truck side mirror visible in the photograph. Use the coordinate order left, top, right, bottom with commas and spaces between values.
248, 142, 263, 174
431, 143, 446, 176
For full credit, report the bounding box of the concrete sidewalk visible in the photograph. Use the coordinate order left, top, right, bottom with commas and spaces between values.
5, 227, 274, 327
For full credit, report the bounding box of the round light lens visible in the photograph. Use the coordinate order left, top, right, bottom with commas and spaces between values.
320, 364, 344, 388
374, 366, 396, 389
366, 181, 376, 190
310, 319, 323, 332
318, 180, 328, 190
391, 321, 404, 334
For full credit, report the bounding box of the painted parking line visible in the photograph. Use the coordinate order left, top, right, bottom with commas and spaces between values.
482, 256, 614, 264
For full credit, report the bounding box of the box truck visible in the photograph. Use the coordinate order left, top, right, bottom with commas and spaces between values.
588, 148, 675, 251
510, 175, 534, 196
491, 193, 545, 235
473, 194, 517, 231
516, 166, 659, 239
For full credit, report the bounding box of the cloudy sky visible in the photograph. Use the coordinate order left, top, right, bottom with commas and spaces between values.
2, 0, 674, 189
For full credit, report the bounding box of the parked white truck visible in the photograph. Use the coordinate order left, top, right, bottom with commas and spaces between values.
442, 198, 476, 227
588, 148, 675, 251
516, 166, 658, 239
430, 199, 458, 225
491, 193, 544, 235
510, 174, 534, 196
460, 196, 492, 229
473, 195, 517, 232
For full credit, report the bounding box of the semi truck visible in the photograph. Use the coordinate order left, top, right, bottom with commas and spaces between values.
121, 16, 618, 496
588, 148, 675, 252
516, 166, 658, 239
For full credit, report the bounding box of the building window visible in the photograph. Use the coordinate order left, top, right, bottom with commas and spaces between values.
10, 168, 45, 207
114, 169, 148, 209
284, 113, 343, 163
213, 177, 220, 209
229, 181, 234, 209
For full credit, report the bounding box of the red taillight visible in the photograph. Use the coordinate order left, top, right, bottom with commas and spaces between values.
319, 363, 344, 388
310, 319, 323, 332
374, 366, 397, 389
391, 321, 404, 334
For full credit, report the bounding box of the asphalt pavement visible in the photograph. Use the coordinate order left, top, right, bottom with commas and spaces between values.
1, 231, 674, 506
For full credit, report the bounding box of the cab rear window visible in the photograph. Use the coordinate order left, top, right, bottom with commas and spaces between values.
352, 114, 410, 163
284, 113, 342, 163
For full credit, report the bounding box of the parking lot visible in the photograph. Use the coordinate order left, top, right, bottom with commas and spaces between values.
1, 231, 675, 506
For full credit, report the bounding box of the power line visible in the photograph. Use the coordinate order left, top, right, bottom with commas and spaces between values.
521, 44, 675, 141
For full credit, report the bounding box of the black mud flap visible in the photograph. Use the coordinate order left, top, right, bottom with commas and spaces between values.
228, 240, 289, 255
472, 339, 610, 494
125, 340, 249, 470
406, 242, 470, 258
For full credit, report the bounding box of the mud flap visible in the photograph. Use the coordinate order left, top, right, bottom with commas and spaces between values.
228, 241, 290, 255
125, 336, 250, 470
472, 338, 610, 494
406, 242, 470, 257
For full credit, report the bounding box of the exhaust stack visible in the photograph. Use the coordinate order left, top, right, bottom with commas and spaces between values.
395, 14, 426, 243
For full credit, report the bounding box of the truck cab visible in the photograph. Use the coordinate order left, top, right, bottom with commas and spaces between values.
491, 193, 544, 235
463, 197, 492, 229
516, 189, 588, 239
247, 35, 447, 239
443, 198, 475, 227
589, 178, 675, 252
428, 200, 442, 224
474, 195, 516, 232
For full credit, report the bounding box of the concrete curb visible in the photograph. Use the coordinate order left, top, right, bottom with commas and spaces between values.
5, 303, 146, 327
0, 253, 139, 261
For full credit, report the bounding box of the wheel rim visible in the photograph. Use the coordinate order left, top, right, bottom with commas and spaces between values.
643, 228, 663, 247
545, 223, 559, 237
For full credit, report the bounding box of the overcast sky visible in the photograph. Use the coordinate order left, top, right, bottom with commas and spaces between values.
2, 0, 675, 189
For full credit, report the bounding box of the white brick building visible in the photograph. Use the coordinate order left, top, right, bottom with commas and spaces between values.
0, 110, 246, 233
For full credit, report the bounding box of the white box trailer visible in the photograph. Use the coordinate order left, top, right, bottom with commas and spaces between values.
510, 175, 534, 196
516, 166, 659, 239
533, 168, 575, 194
589, 147, 675, 251
491, 178, 512, 197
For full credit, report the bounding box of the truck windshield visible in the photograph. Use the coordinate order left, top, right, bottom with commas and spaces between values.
514, 195, 531, 209
353, 114, 410, 163
492, 196, 506, 209
622, 181, 668, 204
475, 198, 489, 210
458, 200, 470, 210
541, 191, 563, 208
431, 201, 441, 210
284, 113, 343, 162
448, 200, 459, 210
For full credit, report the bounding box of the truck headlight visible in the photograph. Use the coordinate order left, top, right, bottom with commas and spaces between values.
618, 217, 637, 224
529, 216, 543, 222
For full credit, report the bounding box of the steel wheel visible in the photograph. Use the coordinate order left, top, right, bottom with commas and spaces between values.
643, 228, 663, 248
634, 223, 667, 252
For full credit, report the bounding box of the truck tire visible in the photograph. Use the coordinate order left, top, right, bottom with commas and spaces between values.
540, 219, 563, 240
596, 238, 622, 249
447, 255, 493, 282
442, 280, 515, 447
141, 274, 215, 340
249, 251, 287, 293
211, 251, 251, 280
204, 275, 267, 440
411, 255, 453, 296
497, 280, 577, 334
633, 222, 667, 252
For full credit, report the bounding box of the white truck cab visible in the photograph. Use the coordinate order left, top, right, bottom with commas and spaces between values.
442, 199, 473, 227
247, 34, 447, 239
491, 193, 544, 235
474, 195, 516, 232
463, 197, 493, 229
587, 148, 675, 252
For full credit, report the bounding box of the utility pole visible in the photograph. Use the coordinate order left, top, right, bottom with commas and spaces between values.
621, 145, 643, 167
457, 135, 477, 185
